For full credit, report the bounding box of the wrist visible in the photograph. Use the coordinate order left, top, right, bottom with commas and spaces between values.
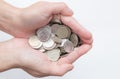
0, 1, 22, 36
0, 41, 19, 72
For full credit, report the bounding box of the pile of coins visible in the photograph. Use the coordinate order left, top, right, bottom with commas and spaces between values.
28, 20, 81, 61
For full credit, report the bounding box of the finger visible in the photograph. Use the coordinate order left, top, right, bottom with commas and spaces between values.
61, 16, 93, 44
59, 44, 92, 64
49, 2, 73, 16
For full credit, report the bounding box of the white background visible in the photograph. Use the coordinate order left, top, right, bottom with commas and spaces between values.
0, 0, 119, 79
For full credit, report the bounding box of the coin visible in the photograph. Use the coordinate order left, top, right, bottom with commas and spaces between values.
28, 18, 82, 62
62, 25, 71, 38
59, 47, 66, 54
43, 39, 56, 50
51, 24, 60, 34
63, 39, 74, 53
36, 25, 51, 42
39, 47, 46, 53
28, 35, 43, 49
55, 26, 71, 39
45, 49, 61, 61
52, 35, 62, 44
50, 14, 62, 24
70, 33, 79, 47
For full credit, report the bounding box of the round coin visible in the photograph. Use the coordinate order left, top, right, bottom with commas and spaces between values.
43, 39, 56, 50
45, 49, 61, 61
36, 25, 51, 42
55, 26, 70, 39
62, 25, 71, 38
28, 35, 43, 49
52, 35, 62, 44
51, 24, 60, 34
51, 14, 62, 24
63, 39, 74, 53
70, 33, 79, 47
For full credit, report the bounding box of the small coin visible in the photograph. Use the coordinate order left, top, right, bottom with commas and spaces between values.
51, 14, 62, 24
63, 39, 74, 53
51, 24, 60, 34
39, 47, 46, 53
70, 33, 79, 47
28, 35, 43, 49
36, 25, 51, 42
62, 25, 71, 38
55, 26, 71, 39
59, 47, 66, 54
52, 35, 62, 44
43, 39, 56, 50
45, 49, 61, 61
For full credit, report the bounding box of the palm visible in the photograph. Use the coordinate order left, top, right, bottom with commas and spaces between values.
10, 38, 71, 77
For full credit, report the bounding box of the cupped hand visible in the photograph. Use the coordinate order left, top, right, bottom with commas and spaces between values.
0, 38, 73, 77
7, 1, 73, 38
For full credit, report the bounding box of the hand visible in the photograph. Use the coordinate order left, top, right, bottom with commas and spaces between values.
0, 16, 92, 77
0, 1, 73, 38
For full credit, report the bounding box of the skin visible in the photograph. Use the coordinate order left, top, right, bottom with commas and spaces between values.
0, 1, 93, 77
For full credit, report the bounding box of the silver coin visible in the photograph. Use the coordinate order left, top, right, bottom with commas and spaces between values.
55, 26, 71, 39
51, 14, 62, 24
43, 39, 56, 50
70, 33, 79, 47
63, 39, 74, 53
45, 49, 61, 61
28, 35, 43, 49
51, 24, 60, 34
63, 25, 71, 38
52, 35, 62, 44
39, 47, 46, 53
36, 25, 51, 42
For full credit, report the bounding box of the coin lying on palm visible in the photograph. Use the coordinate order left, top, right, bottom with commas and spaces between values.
45, 49, 61, 61
43, 39, 56, 50
70, 33, 79, 47
62, 39, 74, 53
28, 17, 82, 61
37, 25, 51, 42
55, 26, 71, 39
28, 35, 43, 49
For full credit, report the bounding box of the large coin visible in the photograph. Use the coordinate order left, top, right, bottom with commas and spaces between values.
70, 33, 79, 47
51, 24, 60, 34
28, 35, 43, 49
55, 26, 71, 39
45, 49, 61, 61
63, 39, 74, 53
43, 39, 56, 50
36, 25, 51, 42
52, 35, 62, 44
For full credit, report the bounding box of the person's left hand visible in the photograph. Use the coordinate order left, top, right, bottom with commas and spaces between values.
2, 1, 73, 38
